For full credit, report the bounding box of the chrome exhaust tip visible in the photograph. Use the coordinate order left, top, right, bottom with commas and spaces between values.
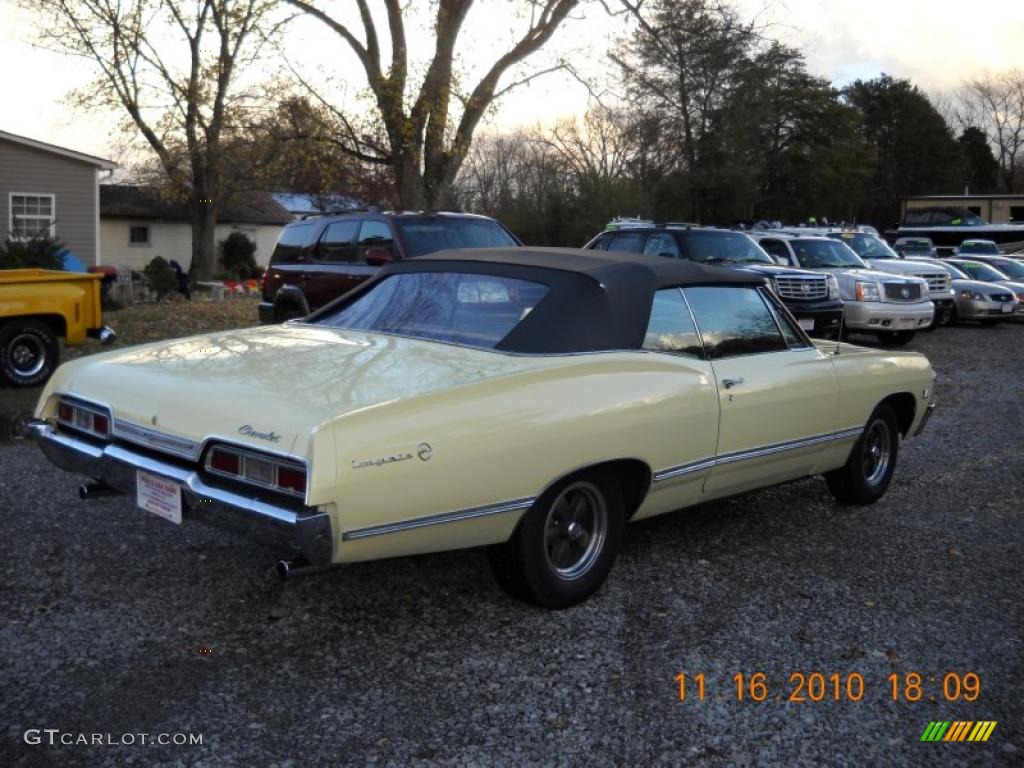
276, 558, 322, 580
79, 482, 120, 500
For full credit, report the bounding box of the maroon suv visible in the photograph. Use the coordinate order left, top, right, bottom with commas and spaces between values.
259, 208, 521, 322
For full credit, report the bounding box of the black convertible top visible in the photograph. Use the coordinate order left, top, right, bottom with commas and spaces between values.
310, 247, 766, 354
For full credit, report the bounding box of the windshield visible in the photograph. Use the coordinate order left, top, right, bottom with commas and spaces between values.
954, 261, 1009, 282
395, 217, 518, 258
791, 239, 867, 268
959, 241, 999, 255
898, 239, 933, 254
937, 262, 969, 279
315, 272, 548, 348
829, 232, 900, 259
989, 259, 1024, 279
677, 231, 773, 264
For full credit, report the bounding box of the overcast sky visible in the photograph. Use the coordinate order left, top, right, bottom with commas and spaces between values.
1, 0, 1022, 165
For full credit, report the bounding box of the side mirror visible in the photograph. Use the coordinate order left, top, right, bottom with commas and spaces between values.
365, 247, 392, 266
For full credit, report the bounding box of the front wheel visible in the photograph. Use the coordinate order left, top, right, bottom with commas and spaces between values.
488, 470, 624, 609
876, 330, 915, 346
825, 404, 899, 505
0, 319, 59, 387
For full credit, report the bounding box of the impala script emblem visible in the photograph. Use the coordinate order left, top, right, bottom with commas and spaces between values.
352, 442, 434, 469
238, 424, 282, 443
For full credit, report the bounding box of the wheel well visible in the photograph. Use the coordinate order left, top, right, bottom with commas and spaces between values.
569, 459, 652, 520
6, 314, 66, 339
880, 392, 916, 436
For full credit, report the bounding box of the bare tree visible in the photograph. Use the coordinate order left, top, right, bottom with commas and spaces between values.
25, 0, 285, 279
953, 70, 1024, 193
284, 0, 580, 209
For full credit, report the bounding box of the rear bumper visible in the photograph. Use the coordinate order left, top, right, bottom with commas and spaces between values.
86, 325, 116, 344
28, 421, 333, 565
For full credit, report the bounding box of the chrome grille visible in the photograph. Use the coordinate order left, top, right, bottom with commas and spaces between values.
883, 283, 923, 302
772, 275, 828, 300
913, 272, 951, 293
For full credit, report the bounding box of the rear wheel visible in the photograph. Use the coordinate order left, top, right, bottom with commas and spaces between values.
825, 404, 899, 505
876, 330, 915, 346
0, 319, 59, 387
275, 305, 304, 323
488, 470, 624, 609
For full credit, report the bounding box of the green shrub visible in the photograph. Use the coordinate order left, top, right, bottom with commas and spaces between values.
218, 232, 259, 280
144, 256, 178, 300
0, 236, 66, 270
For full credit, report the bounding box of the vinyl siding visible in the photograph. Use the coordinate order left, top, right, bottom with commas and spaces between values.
101, 220, 284, 270
0, 139, 99, 264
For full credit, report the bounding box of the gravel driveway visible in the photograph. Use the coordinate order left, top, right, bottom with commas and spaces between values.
1, 325, 1021, 767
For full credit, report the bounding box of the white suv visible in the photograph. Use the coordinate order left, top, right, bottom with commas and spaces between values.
751, 233, 933, 346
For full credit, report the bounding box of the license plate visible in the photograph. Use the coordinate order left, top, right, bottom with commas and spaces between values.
136, 470, 182, 524
798, 318, 815, 331
1002, 303, 1012, 313
899, 318, 917, 328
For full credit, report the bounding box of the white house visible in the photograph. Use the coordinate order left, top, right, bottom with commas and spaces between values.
100, 185, 291, 270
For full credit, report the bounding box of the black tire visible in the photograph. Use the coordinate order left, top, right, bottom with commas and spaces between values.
488, 469, 625, 609
275, 305, 304, 323
825, 404, 899, 505
0, 319, 59, 388
876, 330, 915, 346
949, 305, 960, 325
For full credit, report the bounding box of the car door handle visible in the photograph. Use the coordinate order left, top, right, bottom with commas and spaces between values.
722, 378, 745, 389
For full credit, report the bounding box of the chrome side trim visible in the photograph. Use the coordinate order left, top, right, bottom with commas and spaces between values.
714, 427, 863, 466
652, 426, 862, 484
652, 458, 717, 483
343, 497, 535, 541
112, 419, 200, 460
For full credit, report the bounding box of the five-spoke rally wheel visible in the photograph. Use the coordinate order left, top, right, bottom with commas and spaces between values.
825, 403, 899, 505
489, 470, 624, 609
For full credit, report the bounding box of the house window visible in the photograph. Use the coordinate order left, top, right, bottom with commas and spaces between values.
129, 225, 150, 245
9, 194, 55, 240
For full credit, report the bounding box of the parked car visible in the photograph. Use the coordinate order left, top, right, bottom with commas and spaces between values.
30, 248, 935, 608
954, 239, 1000, 256
902, 258, 1019, 324
893, 237, 937, 258
941, 254, 1024, 285
824, 231, 955, 325
258, 208, 521, 323
944, 258, 1024, 321
0, 269, 114, 387
750, 233, 933, 345
584, 225, 844, 337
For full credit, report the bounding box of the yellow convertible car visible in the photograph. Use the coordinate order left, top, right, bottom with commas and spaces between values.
30, 248, 935, 608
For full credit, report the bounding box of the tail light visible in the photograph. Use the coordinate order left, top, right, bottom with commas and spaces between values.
261, 269, 271, 299
55, 396, 112, 439
205, 445, 307, 498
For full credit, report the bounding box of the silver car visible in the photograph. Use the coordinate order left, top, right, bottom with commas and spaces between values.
944, 258, 1024, 321
910, 259, 1021, 324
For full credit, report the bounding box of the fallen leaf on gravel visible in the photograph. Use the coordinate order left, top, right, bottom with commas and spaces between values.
268, 605, 288, 620
885, 649, 900, 660
864, 600, 876, 608
947, 547, 963, 557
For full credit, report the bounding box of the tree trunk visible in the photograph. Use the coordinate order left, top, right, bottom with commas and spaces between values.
190, 200, 218, 281
394, 150, 427, 210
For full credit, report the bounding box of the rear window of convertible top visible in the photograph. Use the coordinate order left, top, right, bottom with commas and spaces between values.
314, 272, 550, 349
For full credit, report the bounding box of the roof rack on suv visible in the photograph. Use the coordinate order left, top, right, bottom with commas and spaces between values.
300, 205, 381, 220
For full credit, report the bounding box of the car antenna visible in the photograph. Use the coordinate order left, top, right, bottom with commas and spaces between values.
835, 305, 845, 355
